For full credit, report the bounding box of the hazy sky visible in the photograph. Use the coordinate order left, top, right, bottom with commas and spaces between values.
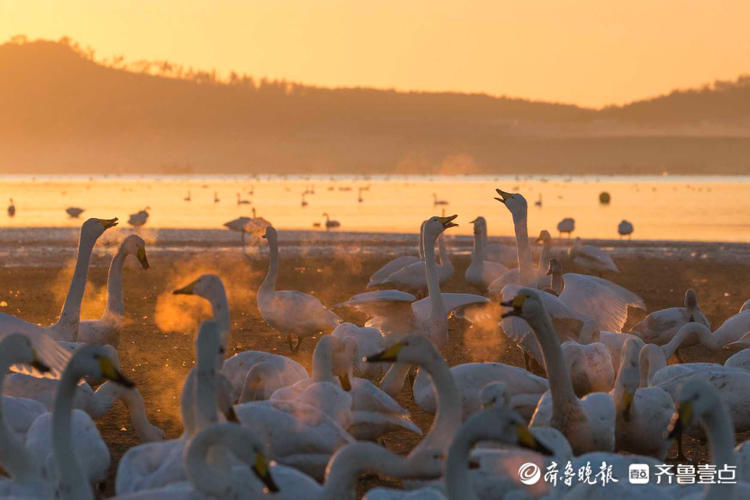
2, 0, 749, 107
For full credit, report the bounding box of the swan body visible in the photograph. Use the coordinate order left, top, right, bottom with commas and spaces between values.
369, 256, 421, 288
66, 207, 84, 218
331, 322, 385, 379
568, 238, 618, 273
561, 340, 615, 396
412, 362, 548, 421
557, 217, 575, 237
630, 288, 710, 345
128, 209, 149, 228
224, 350, 308, 402
471, 216, 518, 268
78, 234, 150, 347
487, 229, 552, 295
376, 234, 454, 293
618, 220, 634, 238
258, 226, 341, 352
503, 288, 616, 454
595, 330, 644, 374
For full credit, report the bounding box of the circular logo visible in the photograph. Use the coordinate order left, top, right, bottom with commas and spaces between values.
518, 462, 541, 485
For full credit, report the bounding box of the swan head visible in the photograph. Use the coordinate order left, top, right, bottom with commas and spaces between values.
422, 215, 457, 245
546, 258, 562, 277
480, 381, 510, 410
0, 333, 50, 373
365, 334, 439, 365
461, 406, 555, 455
469, 216, 486, 235
494, 189, 527, 218
83, 217, 118, 238
616, 339, 642, 415
173, 274, 225, 301
666, 378, 721, 441
262, 225, 277, 242
122, 234, 149, 269
536, 230, 551, 244
406, 448, 445, 478
68, 345, 134, 388
500, 288, 545, 320
684, 289, 699, 316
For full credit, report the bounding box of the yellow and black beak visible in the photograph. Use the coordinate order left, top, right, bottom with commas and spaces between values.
224, 405, 239, 423
99, 356, 135, 388
500, 295, 527, 318
136, 246, 150, 270
365, 343, 404, 363
30, 348, 50, 374
173, 280, 196, 295
516, 424, 554, 455
494, 189, 512, 204
438, 214, 458, 229
252, 452, 280, 493
339, 373, 352, 392
469, 217, 479, 224
97, 217, 119, 229
621, 391, 634, 421
667, 401, 693, 440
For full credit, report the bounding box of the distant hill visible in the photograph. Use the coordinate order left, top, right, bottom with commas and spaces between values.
1, 37, 749, 175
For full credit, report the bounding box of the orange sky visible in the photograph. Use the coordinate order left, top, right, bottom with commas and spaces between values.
2, 1, 750, 108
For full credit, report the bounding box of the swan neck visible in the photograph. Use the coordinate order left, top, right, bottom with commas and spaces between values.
0, 352, 38, 482
259, 235, 279, 299
413, 352, 461, 455
527, 310, 579, 412
423, 232, 446, 342
437, 235, 451, 268
445, 425, 480, 500
539, 239, 551, 272
184, 429, 235, 497
56, 231, 97, 340
208, 288, 231, 360
104, 248, 127, 317
324, 444, 401, 500
311, 344, 335, 383
640, 346, 666, 387
86, 381, 120, 418
119, 387, 155, 440
53, 365, 94, 500
513, 211, 534, 285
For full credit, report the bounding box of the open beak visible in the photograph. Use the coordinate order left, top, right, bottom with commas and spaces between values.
338, 373, 352, 392
516, 424, 554, 455
438, 215, 458, 229
30, 348, 50, 374
99, 356, 135, 388
365, 343, 403, 363
136, 246, 150, 270
500, 295, 526, 319
494, 189, 512, 204
252, 452, 280, 493
667, 401, 693, 440
97, 217, 119, 229
173, 280, 196, 295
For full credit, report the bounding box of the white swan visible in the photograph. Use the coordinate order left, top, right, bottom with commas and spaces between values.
0, 217, 118, 344
488, 229, 552, 295
368, 224, 423, 288
577, 320, 645, 374
630, 288, 710, 347
366, 334, 462, 459
502, 288, 616, 454
412, 359, 548, 422
568, 237, 619, 273
77, 234, 150, 347
713, 301, 750, 348
114, 321, 228, 495
470, 216, 518, 268
258, 226, 341, 352
113, 422, 280, 499
611, 338, 673, 459
331, 322, 386, 379
44, 345, 134, 500
547, 258, 646, 332
560, 338, 615, 397
464, 217, 508, 290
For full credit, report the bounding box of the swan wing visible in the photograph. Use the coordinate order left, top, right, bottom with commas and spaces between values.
560, 273, 645, 332
267, 291, 341, 330
0, 316, 72, 377
368, 256, 420, 287
335, 290, 416, 335
410, 293, 489, 322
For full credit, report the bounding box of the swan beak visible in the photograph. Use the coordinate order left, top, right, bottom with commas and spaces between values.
97, 217, 119, 229
667, 401, 693, 440
30, 349, 50, 373
252, 452, 279, 493
516, 424, 554, 455
438, 215, 458, 229
688, 314, 695, 322
494, 189, 512, 203
500, 295, 526, 318
469, 218, 479, 224
99, 357, 135, 388
224, 405, 239, 423
365, 343, 403, 362
622, 391, 634, 421
173, 281, 196, 295
136, 246, 150, 270
339, 374, 352, 391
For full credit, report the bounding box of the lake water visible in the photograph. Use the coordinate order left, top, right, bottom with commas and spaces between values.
1, 174, 749, 242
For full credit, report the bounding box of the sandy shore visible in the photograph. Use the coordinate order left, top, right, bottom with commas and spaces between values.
2, 248, 749, 495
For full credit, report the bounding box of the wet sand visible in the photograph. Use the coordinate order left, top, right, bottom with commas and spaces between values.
2, 248, 749, 495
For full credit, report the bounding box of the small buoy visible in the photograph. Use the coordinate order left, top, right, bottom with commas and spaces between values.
599, 192, 611, 205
